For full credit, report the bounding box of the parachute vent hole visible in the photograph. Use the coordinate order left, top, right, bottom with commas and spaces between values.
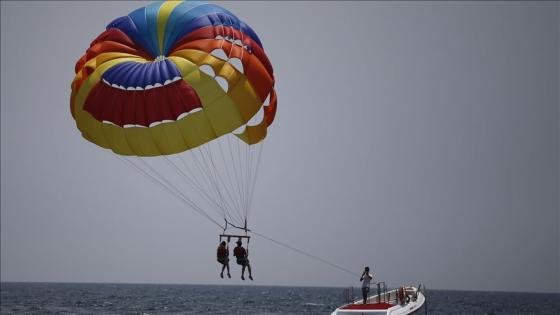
248, 106, 264, 126
215, 76, 229, 93
177, 107, 203, 120
102, 120, 117, 126
263, 92, 271, 106
176, 112, 189, 120
233, 124, 246, 135
199, 64, 215, 77
211, 49, 228, 61
188, 107, 203, 114
229, 58, 244, 73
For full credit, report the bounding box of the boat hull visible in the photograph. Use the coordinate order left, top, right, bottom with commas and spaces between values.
332, 286, 425, 315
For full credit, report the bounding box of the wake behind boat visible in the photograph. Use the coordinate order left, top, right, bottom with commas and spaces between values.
332, 283, 427, 315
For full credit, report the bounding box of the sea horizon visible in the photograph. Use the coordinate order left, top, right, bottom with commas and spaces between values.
1, 281, 558, 295
2, 282, 559, 314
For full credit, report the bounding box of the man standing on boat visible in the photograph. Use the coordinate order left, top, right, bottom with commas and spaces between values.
360, 266, 374, 304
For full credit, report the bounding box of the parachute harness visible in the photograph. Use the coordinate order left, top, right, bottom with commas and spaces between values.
220, 218, 251, 254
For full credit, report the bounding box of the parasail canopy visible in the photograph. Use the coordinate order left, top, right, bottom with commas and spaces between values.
70, 0, 277, 231
71, 0, 276, 157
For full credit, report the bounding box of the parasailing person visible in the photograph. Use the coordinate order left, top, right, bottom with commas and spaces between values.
234, 239, 253, 280
217, 241, 231, 279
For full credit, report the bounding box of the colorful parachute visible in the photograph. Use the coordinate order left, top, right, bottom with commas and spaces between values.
70, 1, 276, 231
71, 0, 276, 156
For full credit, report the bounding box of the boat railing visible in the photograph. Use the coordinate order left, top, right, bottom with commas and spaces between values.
342, 281, 396, 305
367, 281, 389, 304
342, 286, 355, 304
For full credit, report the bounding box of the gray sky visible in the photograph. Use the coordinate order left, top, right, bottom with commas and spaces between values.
1, 1, 559, 293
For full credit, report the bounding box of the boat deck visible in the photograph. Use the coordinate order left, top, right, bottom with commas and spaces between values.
332, 285, 426, 315
341, 303, 395, 310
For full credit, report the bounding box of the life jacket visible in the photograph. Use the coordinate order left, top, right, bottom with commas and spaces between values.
234, 246, 246, 258
217, 246, 228, 259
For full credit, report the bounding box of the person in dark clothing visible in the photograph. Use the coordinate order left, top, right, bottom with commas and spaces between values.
217, 241, 231, 279
233, 239, 253, 280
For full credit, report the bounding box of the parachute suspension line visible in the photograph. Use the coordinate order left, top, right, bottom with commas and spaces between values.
226, 38, 253, 225
213, 137, 246, 225
191, 145, 233, 223
152, 80, 224, 219
240, 140, 250, 226
252, 230, 360, 278
241, 143, 247, 219
222, 24, 250, 227
201, 141, 245, 226
245, 143, 253, 219
208, 140, 247, 225
236, 138, 248, 224
232, 136, 244, 222
224, 22, 249, 223
245, 140, 256, 219
227, 135, 246, 225
181, 134, 242, 228
155, 82, 226, 222
183, 147, 228, 219
226, 135, 242, 215
242, 138, 251, 220
132, 156, 224, 227
162, 156, 225, 219
240, 145, 251, 229
113, 155, 224, 229
229, 30, 253, 228
178, 153, 211, 197
198, 142, 244, 226
197, 145, 230, 222
116, 156, 355, 277
176, 153, 217, 208
216, 136, 244, 219
236, 136, 249, 223
246, 143, 264, 220
241, 141, 248, 221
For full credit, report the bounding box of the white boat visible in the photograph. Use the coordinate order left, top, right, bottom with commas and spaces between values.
331, 283, 427, 315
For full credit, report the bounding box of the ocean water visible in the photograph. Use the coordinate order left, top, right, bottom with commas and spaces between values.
1, 282, 559, 314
